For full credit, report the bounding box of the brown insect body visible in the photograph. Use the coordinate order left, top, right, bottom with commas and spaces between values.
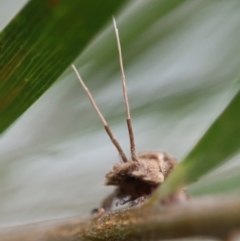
101, 151, 177, 210
72, 18, 187, 214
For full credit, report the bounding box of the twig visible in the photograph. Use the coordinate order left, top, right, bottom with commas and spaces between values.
1, 195, 240, 241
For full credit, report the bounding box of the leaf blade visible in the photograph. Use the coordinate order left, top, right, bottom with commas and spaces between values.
0, 0, 128, 134
150, 81, 240, 201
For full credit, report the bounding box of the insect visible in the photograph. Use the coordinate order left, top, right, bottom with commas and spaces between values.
72, 18, 182, 213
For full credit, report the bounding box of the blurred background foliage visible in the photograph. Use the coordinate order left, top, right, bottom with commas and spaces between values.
0, 0, 240, 228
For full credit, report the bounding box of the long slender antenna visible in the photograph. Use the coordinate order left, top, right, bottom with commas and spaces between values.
72, 64, 128, 163
113, 17, 138, 162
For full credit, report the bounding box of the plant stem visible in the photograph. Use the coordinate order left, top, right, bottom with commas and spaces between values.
1, 195, 240, 241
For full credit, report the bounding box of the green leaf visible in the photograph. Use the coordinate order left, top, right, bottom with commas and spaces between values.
182, 88, 240, 181
189, 164, 240, 196
151, 81, 240, 200
0, 0, 128, 134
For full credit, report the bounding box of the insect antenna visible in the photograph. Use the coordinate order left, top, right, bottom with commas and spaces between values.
113, 18, 138, 162
72, 64, 128, 163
